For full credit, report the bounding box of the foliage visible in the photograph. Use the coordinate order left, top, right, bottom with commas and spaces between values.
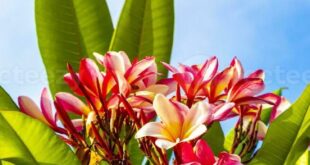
0, 0, 309, 164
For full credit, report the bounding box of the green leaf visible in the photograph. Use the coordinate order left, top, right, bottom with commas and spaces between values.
250, 84, 310, 165
296, 150, 309, 165
0, 111, 79, 164
110, 0, 174, 77
0, 161, 14, 165
35, 0, 113, 95
0, 86, 18, 111
202, 122, 225, 155
127, 139, 144, 164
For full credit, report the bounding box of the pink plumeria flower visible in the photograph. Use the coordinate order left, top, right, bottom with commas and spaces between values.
162, 56, 218, 104
64, 58, 104, 110
174, 139, 243, 165
175, 139, 216, 165
94, 51, 161, 95
215, 152, 243, 165
94, 51, 170, 119
135, 94, 211, 149
55, 92, 90, 116
18, 88, 66, 134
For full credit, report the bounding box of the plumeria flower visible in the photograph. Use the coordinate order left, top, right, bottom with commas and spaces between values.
64, 58, 104, 110
94, 51, 170, 119
162, 56, 218, 105
174, 139, 242, 165
18, 88, 66, 134
135, 94, 211, 149
205, 57, 268, 106
55, 92, 92, 132
94, 51, 161, 95
216, 152, 243, 165
65, 52, 170, 115
174, 139, 216, 165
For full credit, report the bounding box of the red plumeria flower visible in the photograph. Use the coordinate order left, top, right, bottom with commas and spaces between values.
64, 52, 170, 123
94, 51, 161, 95
64, 58, 104, 110
162, 56, 218, 105
216, 152, 243, 165
174, 139, 216, 165
174, 139, 242, 165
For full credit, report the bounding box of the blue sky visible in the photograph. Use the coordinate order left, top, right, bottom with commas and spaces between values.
1, 1, 310, 132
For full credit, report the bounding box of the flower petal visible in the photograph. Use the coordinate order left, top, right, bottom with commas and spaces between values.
248, 69, 265, 80
229, 57, 244, 88
64, 73, 83, 95
143, 84, 169, 95
212, 102, 235, 122
173, 72, 194, 94
126, 56, 155, 83
155, 139, 177, 149
158, 78, 177, 94
40, 88, 55, 125
18, 96, 48, 125
162, 62, 179, 73
79, 58, 102, 94
210, 67, 235, 100
270, 96, 291, 122
174, 142, 198, 163
182, 101, 211, 139
257, 121, 267, 140
113, 71, 131, 95
203, 56, 218, 81
181, 125, 207, 142
135, 122, 173, 140
72, 119, 83, 132
217, 152, 243, 165
195, 140, 216, 165
227, 78, 265, 101
55, 92, 89, 115
188, 57, 218, 97
153, 94, 185, 139
95, 51, 127, 75
230, 57, 244, 81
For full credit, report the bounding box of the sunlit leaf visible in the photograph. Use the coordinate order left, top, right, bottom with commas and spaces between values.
110, 0, 174, 77
35, 0, 113, 95
0, 111, 79, 164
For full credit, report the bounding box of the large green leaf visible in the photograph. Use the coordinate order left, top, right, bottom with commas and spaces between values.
250, 84, 310, 165
0, 111, 79, 164
36, 0, 113, 95
203, 122, 225, 155
0, 86, 18, 111
109, 0, 174, 77
296, 150, 309, 165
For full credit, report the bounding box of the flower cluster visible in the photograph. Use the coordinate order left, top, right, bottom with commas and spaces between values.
17, 52, 289, 164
